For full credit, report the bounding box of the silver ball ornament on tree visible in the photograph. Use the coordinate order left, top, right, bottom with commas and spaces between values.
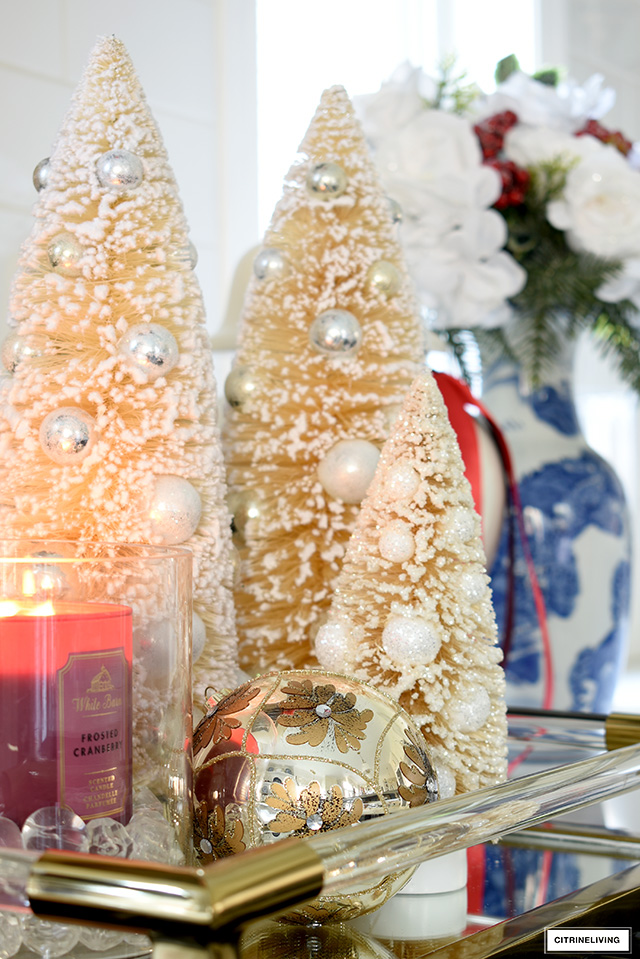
317, 439, 379, 504
168, 239, 198, 270
48, 233, 84, 277
32, 157, 51, 192
253, 247, 288, 281
367, 260, 401, 297
228, 489, 262, 544
309, 309, 362, 357
387, 196, 403, 223
118, 323, 179, 381
39, 407, 97, 465
192, 670, 439, 923
306, 162, 348, 200
148, 475, 202, 545
96, 148, 144, 192
224, 366, 258, 408
1, 333, 41, 373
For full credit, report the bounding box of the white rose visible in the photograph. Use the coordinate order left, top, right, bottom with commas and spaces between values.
504, 125, 602, 168
597, 258, 640, 310
474, 71, 615, 132
547, 150, 640, 260
354, 62, 437, 141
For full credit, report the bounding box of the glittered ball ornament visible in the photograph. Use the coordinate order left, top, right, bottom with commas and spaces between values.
317, 439, 379, 504
96, 148, 144, 192
224, 366, 258, 408
382, 615, 442, 665
39, 407, 97, 465
253, 247, 288, 281
192, 670, 439, 923
367, 260, 401, 297
306, 161, 348, 200
32, 157, 51, 192
118, 323, 179, 381
309, 309, 362, 357
148, 474, 202, 545
47, 233, 84, 277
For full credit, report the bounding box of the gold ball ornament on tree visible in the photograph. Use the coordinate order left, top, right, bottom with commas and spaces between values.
224, 366, 258, 409
305, 161, 348, 200
367, 260, 401, 297
192, 670, 439, 924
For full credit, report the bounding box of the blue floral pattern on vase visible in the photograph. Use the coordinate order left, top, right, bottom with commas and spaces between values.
481, 354, 631, 712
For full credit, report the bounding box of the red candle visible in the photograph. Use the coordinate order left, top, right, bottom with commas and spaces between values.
0, 600, 132, 827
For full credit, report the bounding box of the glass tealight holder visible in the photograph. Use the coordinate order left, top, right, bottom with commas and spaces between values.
0, 540, 193, 959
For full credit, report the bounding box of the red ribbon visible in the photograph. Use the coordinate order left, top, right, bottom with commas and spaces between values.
433, 372, 554, 710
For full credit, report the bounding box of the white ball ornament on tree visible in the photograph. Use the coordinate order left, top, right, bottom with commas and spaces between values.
148, 474, 202, 545
39, 407, 97, 464
118, 323, 179, 381
96, 148, 144, 192
47, 233, 84, 277
32, 157, 51, 192
317, 439, 379, 504
446, 684, 492, 733
378, 519, 415, 563
459, 568, 488, 605
367, 260, 401, 296
253, 247, 288, 281
314, 620, 354, 670
381, 615, 442, 665
384, 461, 420, 500
306, 161, 348, 200
309, 309, 362, 357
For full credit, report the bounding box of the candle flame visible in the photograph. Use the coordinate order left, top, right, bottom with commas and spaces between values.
0, 599, 55, 617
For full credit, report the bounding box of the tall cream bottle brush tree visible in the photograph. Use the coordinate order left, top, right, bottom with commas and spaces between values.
315, 371, 508, 794
223, 85, 424, 674
0, 36, 238, 697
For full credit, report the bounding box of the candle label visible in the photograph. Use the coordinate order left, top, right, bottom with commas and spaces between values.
58, 648, 131, 820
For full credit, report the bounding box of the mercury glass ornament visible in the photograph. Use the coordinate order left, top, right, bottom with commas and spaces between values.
118, 323, 179, 381
387, 196, 403, 223
224, 366, 258, 408
317, 439, 379, 504
47, 232, 84, 277
253, 247, 288, 281
192, 670, 438, 923
148, 474, 202, 545
39, 407, 96, 465
168, 239, 198, 269
96, 148, 144, 192
228, 489, 262, 543
309, 309, 362, 357
1, 333, 41, 373
32, 157, 50, 192
367, 260, 401, 297
306, 161, 348, 200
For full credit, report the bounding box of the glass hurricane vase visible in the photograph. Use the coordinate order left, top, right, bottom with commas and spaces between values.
479, 341, 631, 712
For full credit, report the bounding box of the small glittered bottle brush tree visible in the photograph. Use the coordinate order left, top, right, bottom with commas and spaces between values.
315, 371, 508, 794
223, 85, 424, 674
0, 37, 238, 697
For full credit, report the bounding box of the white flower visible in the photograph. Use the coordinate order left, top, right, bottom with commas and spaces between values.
547, 149, 640, 260
475, 71, 615, 132
504, 125, 602, 168
356, 61, 437, 141
597, 258, 640, 313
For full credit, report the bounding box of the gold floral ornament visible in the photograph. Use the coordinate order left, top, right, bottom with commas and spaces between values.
398, 728, 439, 807
275, 679, 374, 753
193, 681, 260, 755
266, 778, 364, 836
193, 798, 246, 864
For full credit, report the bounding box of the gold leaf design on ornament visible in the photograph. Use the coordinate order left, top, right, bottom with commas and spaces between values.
276, 679, 373, 753
193, 681, 260, 755
193, 799, 246, 863
398, 728, 438, 807
266, 777, 364, 836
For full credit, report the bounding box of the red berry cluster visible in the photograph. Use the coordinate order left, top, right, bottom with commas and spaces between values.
575, 118, 633, 156
474, 110, 530, 209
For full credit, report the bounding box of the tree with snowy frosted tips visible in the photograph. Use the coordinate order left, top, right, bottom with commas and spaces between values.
0, 36, 238, 698
222, 85, 425, 675
315, 371, 507, 794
